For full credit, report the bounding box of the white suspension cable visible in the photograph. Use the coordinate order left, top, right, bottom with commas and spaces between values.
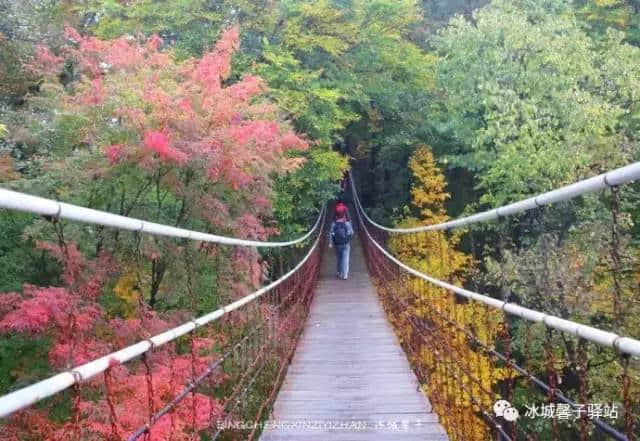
350, 161, 640, 233
0, 205, 325, 418
351, 180, 640, 358
0, 188, 323, 247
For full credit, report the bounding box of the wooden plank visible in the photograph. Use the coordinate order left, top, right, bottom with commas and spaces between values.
259, 235, 449, 441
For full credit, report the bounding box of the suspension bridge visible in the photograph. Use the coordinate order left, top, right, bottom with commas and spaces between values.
0, 162, 639, 441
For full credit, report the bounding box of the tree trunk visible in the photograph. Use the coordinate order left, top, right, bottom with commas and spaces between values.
149, 258, 166, 309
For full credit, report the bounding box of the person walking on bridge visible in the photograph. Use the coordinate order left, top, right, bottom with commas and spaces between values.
329, 201, 354, 280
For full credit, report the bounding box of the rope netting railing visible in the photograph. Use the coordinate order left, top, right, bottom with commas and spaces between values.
0, 189, 326, 441
350, 165, 640, 441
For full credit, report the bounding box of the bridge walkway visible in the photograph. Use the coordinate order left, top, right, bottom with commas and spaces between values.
259, 234, 449, 440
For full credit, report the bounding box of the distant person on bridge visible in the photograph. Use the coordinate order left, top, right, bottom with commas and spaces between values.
329, 201, 354, 280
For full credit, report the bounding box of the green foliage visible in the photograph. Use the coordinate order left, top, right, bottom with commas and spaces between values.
0, 213, 60, 292
278, 0, 358, 57
86, 0, 223, 58
364, 139, 414, 224
86, 0, 286, 58
0, 334, 51, 395
255, 43, 359, 143
272, 148, 348, 238
432, 0, 640, 205
576, 0, 640, 45
0, 36, 36, 101
49, 113, 92, 155
75, 0, 436, 164
0, 0, 72, 103
419, 0, 490, 29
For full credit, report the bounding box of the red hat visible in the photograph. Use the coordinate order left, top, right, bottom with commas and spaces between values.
335, 202, 347, 216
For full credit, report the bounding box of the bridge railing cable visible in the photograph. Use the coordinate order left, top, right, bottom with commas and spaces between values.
353, 162, 640, 233
0, 188, 321, 247
350, 168, 639, 441
0, 189, 326, 440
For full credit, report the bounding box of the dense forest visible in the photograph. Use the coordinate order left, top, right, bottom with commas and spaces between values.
1, 0, 639, 440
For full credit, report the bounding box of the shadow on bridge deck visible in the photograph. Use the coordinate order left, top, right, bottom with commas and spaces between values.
259, 234, 449, 441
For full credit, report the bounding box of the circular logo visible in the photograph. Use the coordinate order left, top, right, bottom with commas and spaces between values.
493, 400, 511, 417
503, 406, 520, 422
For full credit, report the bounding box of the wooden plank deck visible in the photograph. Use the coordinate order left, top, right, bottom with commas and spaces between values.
259, 234, 449, 441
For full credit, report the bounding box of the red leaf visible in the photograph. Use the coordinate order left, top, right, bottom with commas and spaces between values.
144, 131, 188, 164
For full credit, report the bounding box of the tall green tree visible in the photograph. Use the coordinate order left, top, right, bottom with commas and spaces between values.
432, 0, 640, 206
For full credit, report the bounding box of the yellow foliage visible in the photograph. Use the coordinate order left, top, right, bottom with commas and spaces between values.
580, 0, 631, 27
408, 146, 449, 223
114, 273, 141, 318
594, 0, 624, 7
282, 0, 358, 56
377, 145, 512, 441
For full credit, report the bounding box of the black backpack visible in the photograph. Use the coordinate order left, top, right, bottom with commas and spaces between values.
333, 222, 351, 245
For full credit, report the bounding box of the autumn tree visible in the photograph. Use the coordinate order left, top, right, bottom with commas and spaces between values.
71, 0, 436, 222
378, 146, 511, 440
0, 27, 316, 440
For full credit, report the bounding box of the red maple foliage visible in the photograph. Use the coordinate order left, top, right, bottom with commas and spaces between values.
33, 25, 307, 235
1, 25, 310, 441
0, 240, 226, 440
143, 131, 188, 164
